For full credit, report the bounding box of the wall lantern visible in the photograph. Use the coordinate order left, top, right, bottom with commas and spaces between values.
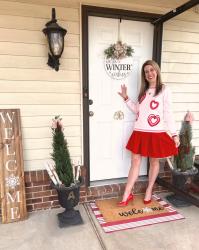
43, 8, 67, 71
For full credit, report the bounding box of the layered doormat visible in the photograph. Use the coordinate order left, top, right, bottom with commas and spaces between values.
89, 194, 185, 233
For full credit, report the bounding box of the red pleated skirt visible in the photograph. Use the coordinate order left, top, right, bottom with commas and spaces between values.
126, 131, 178, 158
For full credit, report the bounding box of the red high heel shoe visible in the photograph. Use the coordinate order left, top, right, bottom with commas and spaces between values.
118, 194, 134, 207
143, 199, 152, 205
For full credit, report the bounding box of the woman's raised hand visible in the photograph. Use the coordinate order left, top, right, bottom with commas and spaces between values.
173, 135, 180, 148
118, 84, 128, 100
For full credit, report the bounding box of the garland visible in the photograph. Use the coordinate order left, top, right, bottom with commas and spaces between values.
104, 40, 134, 60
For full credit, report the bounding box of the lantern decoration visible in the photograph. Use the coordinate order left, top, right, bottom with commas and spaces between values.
43, 8, 67, 71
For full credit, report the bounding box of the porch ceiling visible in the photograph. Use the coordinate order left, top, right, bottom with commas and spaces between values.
113, 0, 190, 9
5, 0, 191, 11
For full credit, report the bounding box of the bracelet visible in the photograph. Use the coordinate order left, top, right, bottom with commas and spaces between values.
123, 96, 128, 101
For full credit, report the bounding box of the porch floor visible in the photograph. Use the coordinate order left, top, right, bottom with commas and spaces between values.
0, 193, 198, 250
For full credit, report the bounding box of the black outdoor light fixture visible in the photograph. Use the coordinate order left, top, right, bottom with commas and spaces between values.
43, 8, 67, 71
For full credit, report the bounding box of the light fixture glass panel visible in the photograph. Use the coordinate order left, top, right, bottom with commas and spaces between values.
49, 32, 64, 56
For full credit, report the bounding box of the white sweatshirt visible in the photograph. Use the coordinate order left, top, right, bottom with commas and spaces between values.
125, 85, 177, 136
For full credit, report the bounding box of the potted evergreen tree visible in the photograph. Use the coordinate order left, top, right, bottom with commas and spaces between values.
50, 116, 83, 227
167, 111, 198, 206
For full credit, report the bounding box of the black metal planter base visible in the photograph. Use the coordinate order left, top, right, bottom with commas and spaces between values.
166, 194, 192, 207
156, 177, 199, 207
57, 209, 83, 228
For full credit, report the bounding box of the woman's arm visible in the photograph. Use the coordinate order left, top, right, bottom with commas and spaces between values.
118, 84, 137, 113
118, 84, 128, 100
125, 99, 137, 114
163, 86, 180, 147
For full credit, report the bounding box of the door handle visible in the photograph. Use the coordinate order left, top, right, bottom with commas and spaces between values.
89, 111, 94, 117
113, 111, 124, 120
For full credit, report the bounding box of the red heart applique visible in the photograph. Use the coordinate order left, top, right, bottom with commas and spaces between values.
150, 100, 159, 110
139, 93, 146, 104
147, 114, 160, 127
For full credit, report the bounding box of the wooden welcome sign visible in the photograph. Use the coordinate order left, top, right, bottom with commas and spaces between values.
0, 109, 27, 223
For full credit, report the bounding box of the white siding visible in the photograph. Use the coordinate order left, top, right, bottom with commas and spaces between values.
0, 0, 198, 171
162, 9, 199, 154
0, 0, 81, 170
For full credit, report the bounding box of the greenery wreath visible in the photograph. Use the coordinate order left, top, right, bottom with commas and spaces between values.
104, 40, 134, 60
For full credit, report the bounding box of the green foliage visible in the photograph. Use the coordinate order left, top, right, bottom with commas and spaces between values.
104, 44, 115, 59
51, 116, 74, 187
126, 46, 134, 57
174, 121, 195, 172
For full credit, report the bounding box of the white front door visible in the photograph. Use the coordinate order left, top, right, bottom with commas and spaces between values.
88, 16, 154, 181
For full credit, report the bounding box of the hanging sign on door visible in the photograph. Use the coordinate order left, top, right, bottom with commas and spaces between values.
104, 41, 134, 80
104, 57, 133, 80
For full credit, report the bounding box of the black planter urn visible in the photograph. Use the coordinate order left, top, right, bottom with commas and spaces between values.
167, 168, 198, 207
53, 182, 83, 227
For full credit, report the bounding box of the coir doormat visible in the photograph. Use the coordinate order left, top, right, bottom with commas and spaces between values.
89, 194, 184, 233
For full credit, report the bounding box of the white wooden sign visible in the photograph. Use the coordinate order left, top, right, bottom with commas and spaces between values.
104, 57, 133, 80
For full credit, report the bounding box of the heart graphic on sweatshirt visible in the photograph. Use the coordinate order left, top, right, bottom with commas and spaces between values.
139, 93, 146, 104
147, 114, 160, 127
150, 100, 159, 110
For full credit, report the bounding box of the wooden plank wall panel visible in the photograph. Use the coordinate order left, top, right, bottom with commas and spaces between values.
4, 0, 188, 10
0, 69, 79, 82
0, 81, 80, 93
24, 137, 81, 149
0, 105, 81, 116
21, 115, 81, 127
0, 1, 79, 21
163, 19, 199, 33
0, 0, 81, 170
23, 147, 81, 160
162, 52, 199, 64
162, 8, 199, 154
0, 15, 80, 34
0, 42, 79, 58
0, 109, 27, 223
0, 93, 80, 104
162, 63, 199, 73
163, 41, 199, 53
0, 0, 198, 171
5, 0, 80, 8
0, 30, 79, 51
164, 30, 199, 43
0, 56, 80, 70
174, 10, 199, 23
22, 126, 81, 139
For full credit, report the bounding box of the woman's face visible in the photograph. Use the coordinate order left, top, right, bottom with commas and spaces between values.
144, 64, 157, 86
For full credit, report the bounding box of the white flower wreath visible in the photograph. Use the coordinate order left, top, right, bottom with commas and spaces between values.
104, 40, 134, 60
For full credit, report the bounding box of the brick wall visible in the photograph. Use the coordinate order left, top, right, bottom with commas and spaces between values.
0, 162, 170, 215
24, 161, 170, 212
25, 170, 60, 212
1, 158, 196, 217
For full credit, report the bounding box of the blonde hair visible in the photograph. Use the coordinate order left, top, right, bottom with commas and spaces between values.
138, 60, 163, 102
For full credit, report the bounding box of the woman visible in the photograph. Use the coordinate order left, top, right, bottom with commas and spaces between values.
118, 60, 180, 206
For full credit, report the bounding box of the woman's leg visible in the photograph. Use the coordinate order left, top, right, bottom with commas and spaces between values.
144, 158, 160, 201
121, 153, 142, 201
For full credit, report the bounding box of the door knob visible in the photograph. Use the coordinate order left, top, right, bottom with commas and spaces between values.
89, 99, 93, 105
89, 111, 94, 117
